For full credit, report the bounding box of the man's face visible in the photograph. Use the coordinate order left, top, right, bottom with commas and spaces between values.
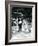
19, 18, 21, 20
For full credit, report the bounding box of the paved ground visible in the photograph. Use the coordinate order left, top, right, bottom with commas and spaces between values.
9, 30, 32, 42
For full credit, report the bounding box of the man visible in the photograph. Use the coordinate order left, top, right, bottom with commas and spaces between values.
18, 17, 22, 32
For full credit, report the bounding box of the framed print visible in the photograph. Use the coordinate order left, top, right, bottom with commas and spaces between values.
5, 1, 37, 45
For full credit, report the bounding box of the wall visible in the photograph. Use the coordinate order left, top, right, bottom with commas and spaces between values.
0, 0, 38, 46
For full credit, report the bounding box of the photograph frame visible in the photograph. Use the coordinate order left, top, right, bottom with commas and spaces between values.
5, 1, 37, 45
